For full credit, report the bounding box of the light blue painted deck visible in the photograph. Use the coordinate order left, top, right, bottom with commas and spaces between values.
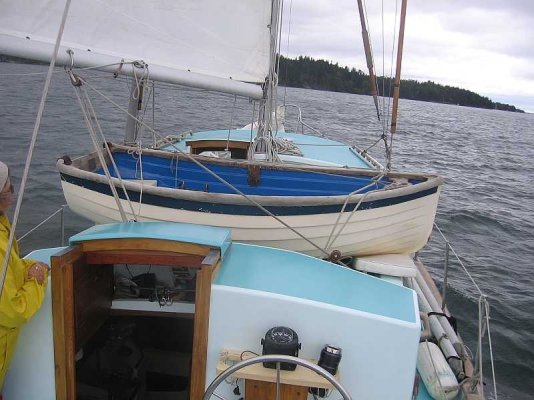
160, 129, 372, 169
69, 221, 232, 256
6, 227, 432, 399
215, 243, 417, 323
3, 247, 66, 400
26, 247, 65, 263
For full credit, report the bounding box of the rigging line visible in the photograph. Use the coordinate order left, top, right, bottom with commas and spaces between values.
325, 189, 371, 251
363, 0, 383, 112
78, 83, 138, 218
324, 176, 385, 250
483, 297, 499, 399
386, 0, 400, 129
250, 101, 256, 144
0, 70, 63, 77
474, 296, 486, 398
433, 223, 484, 296
139, 82, 154, 143
0, 61, 136, 78
152, 81, 156, 145
386, 0, 400, 170
0, 0, 73, 299
72, 85, 129, 221
381, 0, 386, 132
282, 0, 294, 107
132, 145, 145, 218
77, 76, 332, 257
18, 206, 66, 242
226, 95, 238, 150
135, 65, 151, 142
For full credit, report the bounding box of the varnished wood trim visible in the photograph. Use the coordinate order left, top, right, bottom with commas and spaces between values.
245, 380, 308, 400
186, 139, 250, 150
201, 249, 220, 267
51, 248, 79, 400
211, 261, 221, 283
85, 250, 205, 267
190, 266, 213, 400
51, 245, 82, 265
81, 238, 211, 256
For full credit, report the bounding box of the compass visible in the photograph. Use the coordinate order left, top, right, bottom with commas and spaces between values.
261, 326, 301, 371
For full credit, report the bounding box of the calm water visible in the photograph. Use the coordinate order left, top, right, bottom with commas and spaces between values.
1, 62, 533, 399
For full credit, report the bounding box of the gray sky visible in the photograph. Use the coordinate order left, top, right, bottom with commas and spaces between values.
282, 0, 534, 112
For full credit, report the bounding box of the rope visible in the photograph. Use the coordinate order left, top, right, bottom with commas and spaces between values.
433, 223, 498, 397
226, 95, 237, 151
324, 176, 385, 251
473, 295, 498, 399
18, 206, 67, 242
81, 84, 138, 218
127, 146, 145, 219
71, 82, 130, 221
433, 224, 484, 295
282, 0, 293, 107
483, 296, 498, 399
0, 0, 73, 299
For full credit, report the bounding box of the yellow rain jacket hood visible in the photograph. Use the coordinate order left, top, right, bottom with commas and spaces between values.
0, 214, 48, 387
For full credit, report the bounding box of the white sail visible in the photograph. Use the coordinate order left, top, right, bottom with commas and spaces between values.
0, 0, 272, 98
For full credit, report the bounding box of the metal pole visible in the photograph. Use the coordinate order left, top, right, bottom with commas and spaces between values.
276, 362, 281, 400
60, 205, 65, 246
442, 241, 450, 309
390, 0, 408, 133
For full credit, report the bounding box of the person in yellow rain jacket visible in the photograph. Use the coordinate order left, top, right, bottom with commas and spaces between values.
0, 161, 48, 389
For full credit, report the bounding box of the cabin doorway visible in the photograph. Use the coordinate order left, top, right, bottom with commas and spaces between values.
51, 237, 220, 400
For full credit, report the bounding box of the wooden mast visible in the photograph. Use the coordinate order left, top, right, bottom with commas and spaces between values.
390, 0, 408, 134
356, 0, 380, 120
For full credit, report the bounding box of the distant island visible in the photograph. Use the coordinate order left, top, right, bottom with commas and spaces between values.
1, 54, 523, 113
279, 56, 524, 113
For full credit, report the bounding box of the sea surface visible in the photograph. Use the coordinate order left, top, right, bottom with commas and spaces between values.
1, 62, 533, 399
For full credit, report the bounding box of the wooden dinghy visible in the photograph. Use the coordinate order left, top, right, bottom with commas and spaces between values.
57, 144, 443, 258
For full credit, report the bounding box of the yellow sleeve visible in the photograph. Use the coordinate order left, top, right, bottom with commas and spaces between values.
22, 257, 37, 271
0, 250, 48, 329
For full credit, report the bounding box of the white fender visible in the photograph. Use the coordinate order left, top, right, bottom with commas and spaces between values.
417, 341, 459, 400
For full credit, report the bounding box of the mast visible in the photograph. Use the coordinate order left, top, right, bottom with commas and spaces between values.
356, 0, 380, 120
124, 73, 146, 145
255, 0, 283, 161
390, 0, 408, 134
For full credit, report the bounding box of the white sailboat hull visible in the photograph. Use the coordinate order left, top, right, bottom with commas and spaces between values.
61, 180, 440, 257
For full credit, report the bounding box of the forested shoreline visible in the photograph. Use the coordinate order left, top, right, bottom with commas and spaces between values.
1, 54, 523, 112
279, 56, 524, 113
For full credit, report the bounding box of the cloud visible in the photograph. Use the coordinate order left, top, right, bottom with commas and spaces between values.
280, 0, 534, 108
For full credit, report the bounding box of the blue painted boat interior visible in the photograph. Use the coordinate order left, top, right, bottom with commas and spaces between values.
159, 129, 373, 169
215, 243, 417, 323
69, 222, 232, 255
98, 151, 392, 196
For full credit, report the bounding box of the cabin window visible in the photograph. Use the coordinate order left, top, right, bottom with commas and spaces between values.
187, 139, 250, 159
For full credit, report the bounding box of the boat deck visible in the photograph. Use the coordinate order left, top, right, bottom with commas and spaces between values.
158, 129, 373, 169
4, 245, 435, 399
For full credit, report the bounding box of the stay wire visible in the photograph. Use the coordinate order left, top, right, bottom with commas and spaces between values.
0, 0, 73, 298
